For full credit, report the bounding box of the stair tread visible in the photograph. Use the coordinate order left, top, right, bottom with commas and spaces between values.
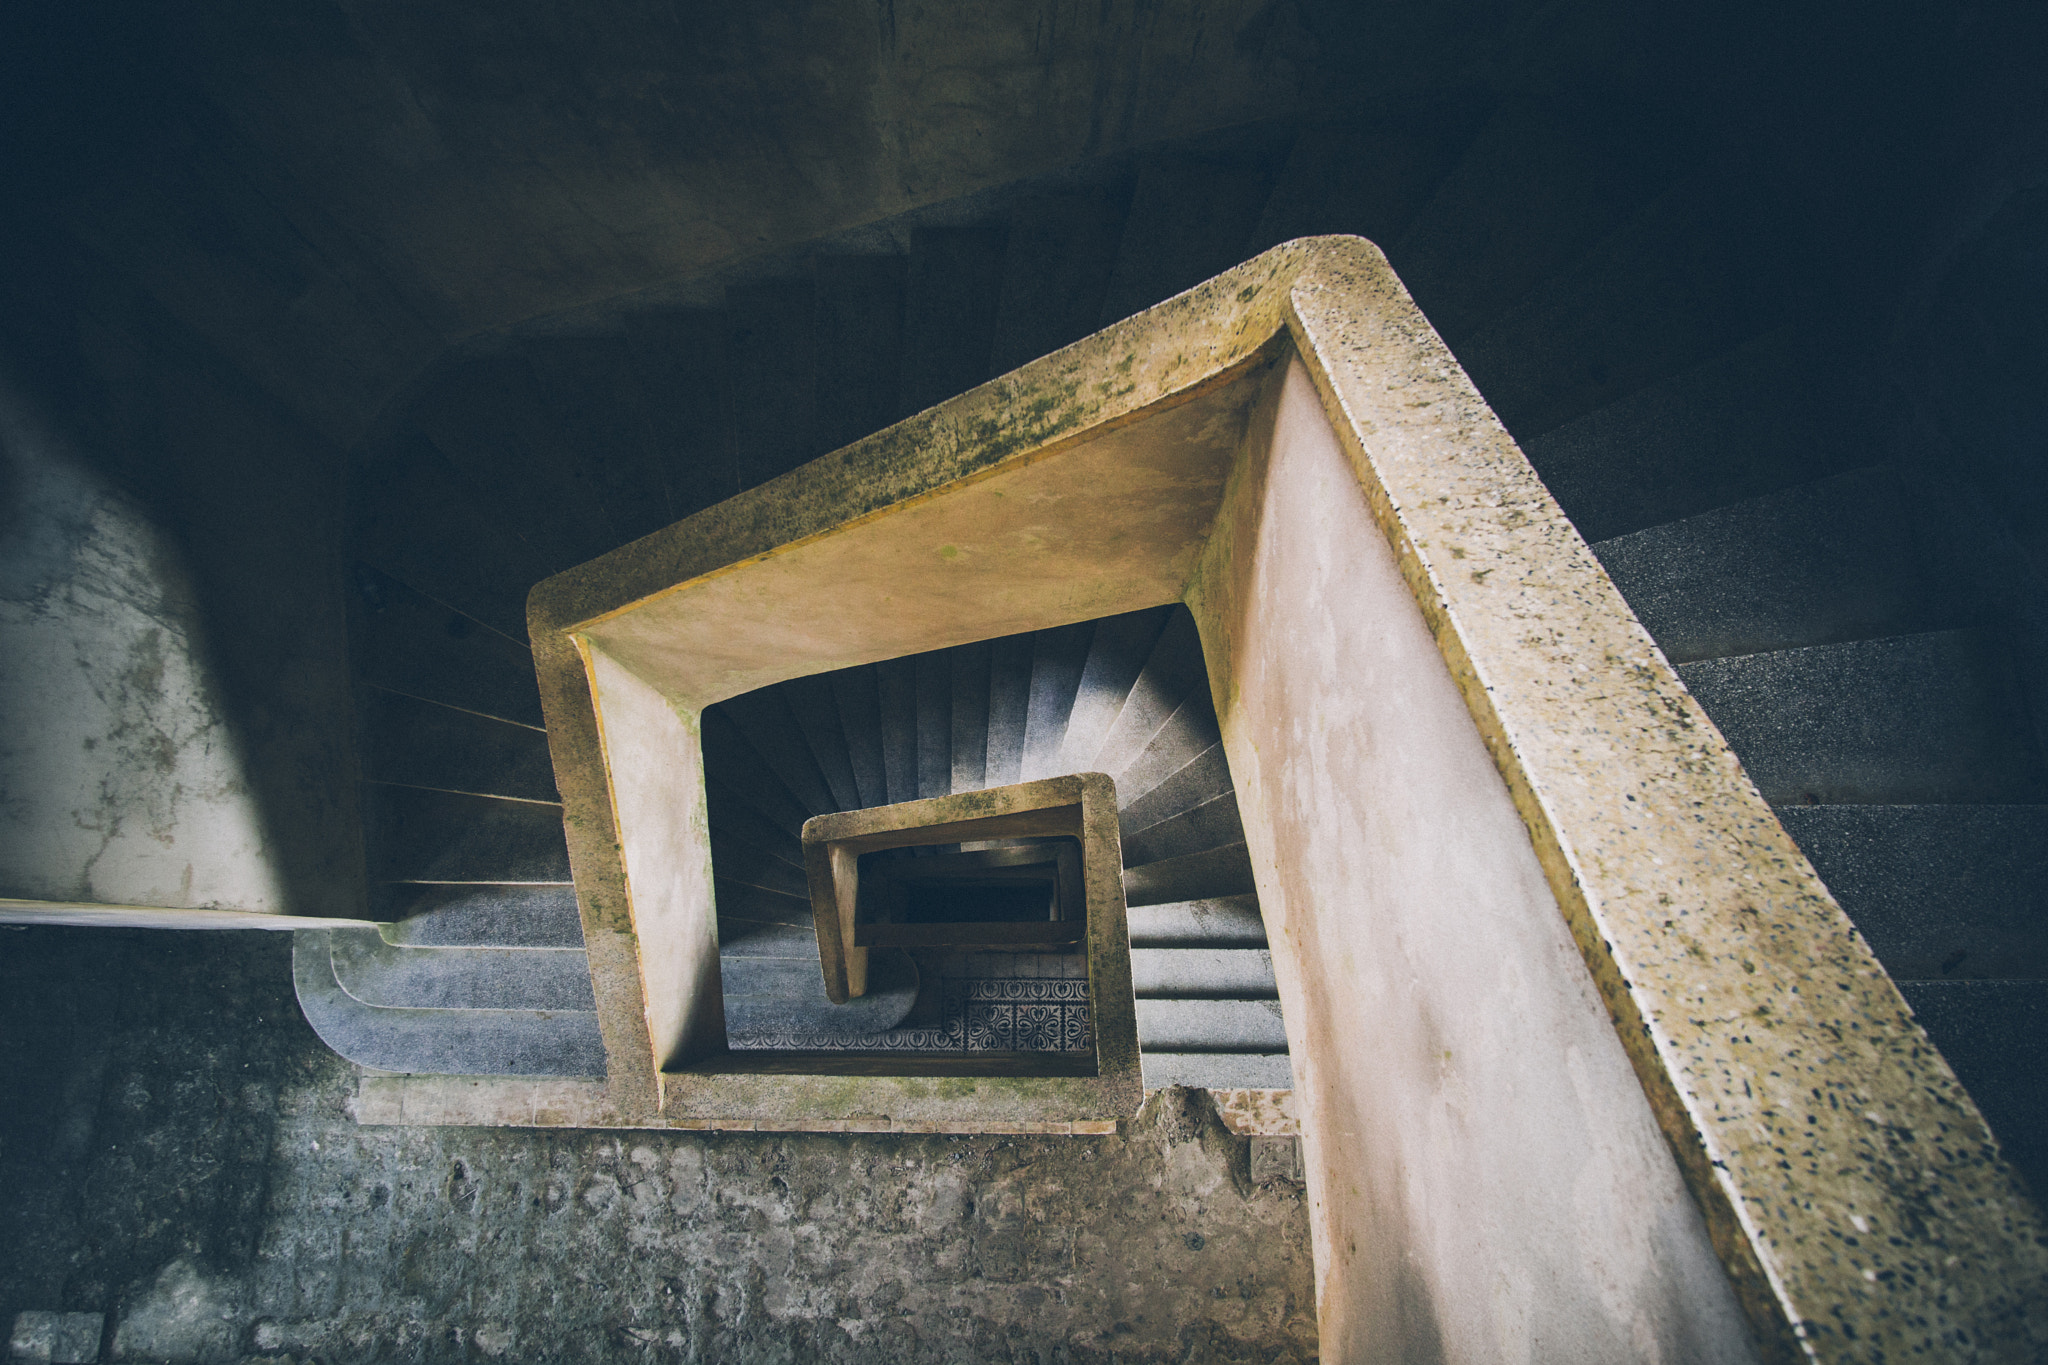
1114, 689, 1223, 809
1459, 170, 1800, 436
1593, 464, 1949, 664
1894, 979, 2048, 1191
1140, 1052, 1295, 1091
1522, 325, 1881, 543
1778, 805, 2048, 980
361, 688, 556, 803
1248, 100, 1490, 257
1054, 606, 1174, 775
1135, 997, 1289, 1051
900, 224, 1009, 415
1124, 843, 1257, 907
1130, 947, 1276, 998
989, 182, 1133, 374
726, 276, 820, 491
1389, 97, 1677, 346
383, 884, 585, 950
1120, 742, 1233, 836
349, 565, 543, 729
1098, 134, 1288, 327
1677, 629, 2047, 805
1094, 607, 1208, 780
367, 786, 569, 886
625, 309, 739, 519
1127, 896, 1268, 947
330, 929, 595, 1012
1019, 622, 1095, 783
1122, 790, 1246, 870
295, 930, 604, 1077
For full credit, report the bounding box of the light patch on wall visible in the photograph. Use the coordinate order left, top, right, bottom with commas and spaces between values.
0, 371, 284, 911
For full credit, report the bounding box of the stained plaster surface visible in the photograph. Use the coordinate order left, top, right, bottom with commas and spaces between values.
0, 386, 284, 915
1189, 359, 1759, 1363
0, 927, 1318, 1365
530, 237, 2048, 1359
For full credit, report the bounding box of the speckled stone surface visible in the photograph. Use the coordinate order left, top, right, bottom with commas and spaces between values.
527, 238, 2048, 1359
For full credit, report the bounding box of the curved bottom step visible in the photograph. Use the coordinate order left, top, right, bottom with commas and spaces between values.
294, 928, 606, 1077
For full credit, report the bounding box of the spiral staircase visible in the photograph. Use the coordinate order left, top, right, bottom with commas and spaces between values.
302, 97, 2047, 1180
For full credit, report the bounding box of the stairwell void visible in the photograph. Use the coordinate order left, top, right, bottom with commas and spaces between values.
702, 609, 1289, 1090
461, 239, 2048, 1359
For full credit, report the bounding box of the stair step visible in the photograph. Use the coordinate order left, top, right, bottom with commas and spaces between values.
1521, 325, 1879, 543
949, 640, 992, 795
1593, 465, 1948, 664
625, 308, 738, 518
878, 655, 919, 805
381, 884, 585, 949
831, 664, 890, 808
1126, 895, 1268, 947
900, 224, 1008, 415
330, 931, 595, 1011
1389, 97, 1675, 346
1114, 688, 1223, 808
916, 648, 952, 801
1124, 843, 1258, 907
1122, 791, 1247, 869
1777, 805, 2048, 981
1120, 742, 1234, 838
782, 672, 864, 812
348, 564, 543, 729
1019, 622, 1095, 782
714, 879, 814, 929
410, 354, 614, 574
361, 689, 556, 802
720, 950, 919, 1040
294, 929, 605, 1077
524, 333, 674, 547
1054, 606, 1173, 775
701, 711, 812, 835
367, 787, 569, 884
1135, 998, 1288, 1051
1097, 134, 1288, 326
983, 632, 1036, 788
726, 276, 820, 491
1459, 170, 1797, 436
1894, 979, 2048, 1192
719, 919, 818, 954
1131, 948, 1276, 998
352, 434, 543, 640
709, 830, 810, 900
814, 253, 907, 452
989, 182, 1133, 374
1248, 99, 1490, 256
1677, 630, 2046, 805
1093, 607, 1207, 778
719, 689, 837, 815
1141, 1052, 1295, 1091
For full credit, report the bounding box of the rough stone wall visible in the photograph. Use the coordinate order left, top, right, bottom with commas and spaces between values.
0, 927, 1317, 1364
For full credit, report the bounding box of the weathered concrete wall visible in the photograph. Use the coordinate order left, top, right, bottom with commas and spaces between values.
1187, 359, 1758, 1362
0, 926, 1318, 1364
0, 366, 283, 912
0, 234, 365, 918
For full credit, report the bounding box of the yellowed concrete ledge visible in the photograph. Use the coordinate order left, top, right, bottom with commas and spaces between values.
522, 236, 2047, 1360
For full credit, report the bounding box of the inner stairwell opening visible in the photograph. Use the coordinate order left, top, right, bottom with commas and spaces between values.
701, 605, 1294, 1089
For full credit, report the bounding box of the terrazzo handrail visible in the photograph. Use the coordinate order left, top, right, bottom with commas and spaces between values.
526, 237, 2048, 1360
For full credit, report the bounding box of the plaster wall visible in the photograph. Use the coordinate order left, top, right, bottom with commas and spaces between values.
0, 368, 282, 913
1188, 360, 1758, 1363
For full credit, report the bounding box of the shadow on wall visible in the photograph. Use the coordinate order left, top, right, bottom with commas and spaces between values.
0, 292, 363, 917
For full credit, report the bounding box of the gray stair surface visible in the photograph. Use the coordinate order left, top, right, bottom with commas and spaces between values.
1677, 630, 2046, 806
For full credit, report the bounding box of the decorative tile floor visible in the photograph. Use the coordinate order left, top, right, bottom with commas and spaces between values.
729, 954, 1092, 1053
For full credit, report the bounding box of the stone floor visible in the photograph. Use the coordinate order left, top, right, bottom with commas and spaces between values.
0, 927, 1317, 1364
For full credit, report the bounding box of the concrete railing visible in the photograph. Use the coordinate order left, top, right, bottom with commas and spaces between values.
504, 237, 2046, 1361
